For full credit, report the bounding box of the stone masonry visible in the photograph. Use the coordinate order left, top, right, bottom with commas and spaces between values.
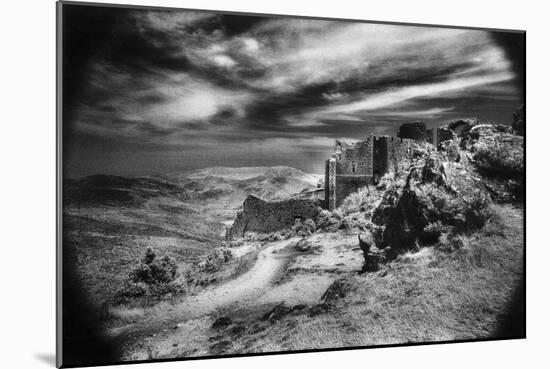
325, 135, 416, 210
228, 195, 321, 238
397, 122, 427, 141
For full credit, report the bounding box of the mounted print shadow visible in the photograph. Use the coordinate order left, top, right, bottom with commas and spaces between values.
57, 1, 525, 367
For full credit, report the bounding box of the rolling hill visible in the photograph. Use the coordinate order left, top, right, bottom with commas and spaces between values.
63, 166, 322, 306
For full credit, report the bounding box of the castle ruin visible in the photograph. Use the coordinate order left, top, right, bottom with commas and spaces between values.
324, 135, 417, 210
227, 121, 446, 238
228, 195, 321, 238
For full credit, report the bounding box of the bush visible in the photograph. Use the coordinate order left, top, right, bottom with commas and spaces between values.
339, 186, 384, 217
375, 172, 395, 191
471, 133, 524, 178
116, 281, 148, 299
291, 218, 317, 237
315, 210, 342, 231
115, 248, 181, 303
339, 213, 370, 232
196, 248, 233, 273
304, 218, 317, 233
131, 252, 178, 285
340, 187, 371, 215
458, 189, 492, 232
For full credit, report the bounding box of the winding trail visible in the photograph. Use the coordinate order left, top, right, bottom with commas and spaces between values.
114, 237, 299, 358
171, 237, 297, 319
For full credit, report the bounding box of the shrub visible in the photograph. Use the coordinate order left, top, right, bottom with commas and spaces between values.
291, 218, 317, 237
314, 210, 342, 231
115, 248, 181, 303
196, 248, 233, 273
130, 248, 178, 284
340, 187, 371, 215
267, 232, 283, 242
303, 218, 317, 233
375, 172, 395, 191
339, 213, 370, 232
116, 281, 148, 299
470, 132, 523, 179
339, 186, 384, 217
458, 189, 492, 232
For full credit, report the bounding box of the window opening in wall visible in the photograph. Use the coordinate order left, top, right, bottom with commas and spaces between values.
352, 161, 357, 173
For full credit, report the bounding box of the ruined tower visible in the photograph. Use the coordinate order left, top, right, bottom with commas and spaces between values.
324, 139, 374, 210
397, 121, 427, 141
324, 134, 416, 210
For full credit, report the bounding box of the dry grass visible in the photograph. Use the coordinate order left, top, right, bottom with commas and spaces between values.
104, 306, 146, 324
209, 203, 523, 353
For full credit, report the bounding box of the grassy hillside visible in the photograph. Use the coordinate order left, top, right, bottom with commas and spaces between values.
63, 166, 321, 306
203, 204, 523, 355
112, 121, 524, 361
62, 123, 524, 363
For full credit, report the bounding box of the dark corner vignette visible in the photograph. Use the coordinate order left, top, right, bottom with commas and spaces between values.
56, 1, 526, 367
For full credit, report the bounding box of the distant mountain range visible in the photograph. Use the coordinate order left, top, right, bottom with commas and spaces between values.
64, 166, 323, 238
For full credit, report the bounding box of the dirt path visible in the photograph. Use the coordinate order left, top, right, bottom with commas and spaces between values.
171, 237, 297, 319
116, 234, 363, 360
114, 237, 300, 358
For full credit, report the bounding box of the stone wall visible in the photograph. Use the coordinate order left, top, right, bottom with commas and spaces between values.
229, 195, 321, 238
293, 188, 325, 201
373, 136, 391, 181
324, 135, 416, 209
373, 136, 415, 180
325, 138, 374, 209
325, 158, 337, 210
335, 140, 373, 175
398, 122, 427, 141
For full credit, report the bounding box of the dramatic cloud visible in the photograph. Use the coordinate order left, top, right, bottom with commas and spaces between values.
62, 4, 524, 177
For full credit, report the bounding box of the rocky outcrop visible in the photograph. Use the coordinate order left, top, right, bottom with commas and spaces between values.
370, 121, 524, 257
371, 146, 492, 258
446, 118, 480, 138
358, 233, 386, 272
465, 125, 524, 202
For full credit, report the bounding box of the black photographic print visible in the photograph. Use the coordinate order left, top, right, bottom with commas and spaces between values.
57, 1, 525, 367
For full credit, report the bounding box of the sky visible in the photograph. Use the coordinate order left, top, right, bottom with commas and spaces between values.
62, 4, 525, 178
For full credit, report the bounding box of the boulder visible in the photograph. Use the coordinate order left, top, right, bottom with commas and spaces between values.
294, 238, 311, 252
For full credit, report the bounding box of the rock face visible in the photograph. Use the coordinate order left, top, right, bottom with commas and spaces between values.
229, 195, 321, 238
371, 147, 492, 258
436, 127, 456, 146
370, 121, 524, 257
435, 119, 479, 147
446, 118, 480, 138
358, 233, 386, 272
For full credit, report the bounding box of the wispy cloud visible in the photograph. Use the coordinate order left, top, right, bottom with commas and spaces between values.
318, 71, 514, 118
63, 5, 524, 175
